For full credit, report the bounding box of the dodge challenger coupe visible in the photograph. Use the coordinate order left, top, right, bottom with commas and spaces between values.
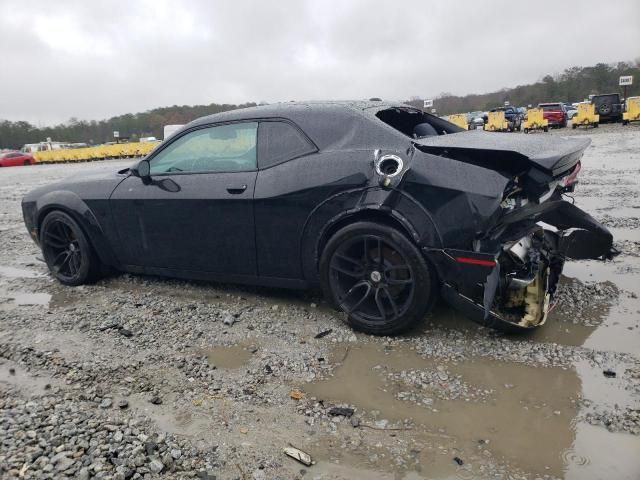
22, 101, 616, 335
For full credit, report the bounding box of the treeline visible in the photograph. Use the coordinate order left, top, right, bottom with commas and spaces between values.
0, 102, 257, 150
405, 60, 640, 115
1, 60, 639, 149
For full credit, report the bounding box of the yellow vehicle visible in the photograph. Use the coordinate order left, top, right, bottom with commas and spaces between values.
34, 141, 159, 163
523, 108, 549, 133
572, 103, 599, 129
622, 96, 640, 125
447, 114, 469, 130
483, 111, 509, 132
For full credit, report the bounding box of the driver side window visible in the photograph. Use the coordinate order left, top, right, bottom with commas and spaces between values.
150, 122, 258, 174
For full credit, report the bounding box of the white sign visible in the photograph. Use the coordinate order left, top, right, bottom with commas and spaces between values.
504, 101, 510, 106
431, 108, 437, 114
423, 99, 433, 108
619, 75, 633, 86
113, 131, 120, 138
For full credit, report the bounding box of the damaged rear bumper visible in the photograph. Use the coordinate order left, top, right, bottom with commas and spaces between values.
427, 199, 616, 331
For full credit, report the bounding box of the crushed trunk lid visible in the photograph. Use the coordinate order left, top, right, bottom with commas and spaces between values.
413, 130, 590, 177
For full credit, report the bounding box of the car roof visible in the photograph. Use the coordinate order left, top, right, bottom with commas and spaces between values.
186, 100, 414, 150
190, 100, 405, 125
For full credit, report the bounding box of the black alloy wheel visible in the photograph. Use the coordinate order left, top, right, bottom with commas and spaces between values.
40, 211, 98, 285
320, 222, 437, 335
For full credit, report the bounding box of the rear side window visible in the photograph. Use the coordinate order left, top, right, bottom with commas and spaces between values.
258, 121, 316, 169
375, 107, 463, 138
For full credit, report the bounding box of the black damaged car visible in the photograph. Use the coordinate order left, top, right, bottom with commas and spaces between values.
22, 101, 616, 335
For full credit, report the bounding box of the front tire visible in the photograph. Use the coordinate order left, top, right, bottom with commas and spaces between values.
320, 222, 437, 335
40, 211, 100, 286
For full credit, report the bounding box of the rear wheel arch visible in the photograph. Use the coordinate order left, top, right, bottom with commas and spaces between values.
318, 209, 417, 258
299, 188, 443, 285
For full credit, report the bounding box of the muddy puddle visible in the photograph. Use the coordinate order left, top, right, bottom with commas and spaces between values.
200, 344, 253, 369
126, 393, 216, 440
304, 343, 640, 479
563, 258, 640, 295
0, 265, 44, 279
0, 361, 62, 395
0, 288, 76, 311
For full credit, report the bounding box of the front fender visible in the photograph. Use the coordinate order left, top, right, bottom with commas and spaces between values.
27, 190, 119, 267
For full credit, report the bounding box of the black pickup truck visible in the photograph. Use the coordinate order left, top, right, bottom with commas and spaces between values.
483, 106, 523, 132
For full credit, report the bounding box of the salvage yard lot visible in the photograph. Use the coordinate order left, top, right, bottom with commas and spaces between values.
1, 124, 640, 479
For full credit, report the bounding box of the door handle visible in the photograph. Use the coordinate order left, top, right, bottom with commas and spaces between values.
226, 184, 248, 194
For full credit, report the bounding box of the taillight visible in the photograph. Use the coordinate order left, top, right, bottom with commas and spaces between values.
562, 161, 581, 187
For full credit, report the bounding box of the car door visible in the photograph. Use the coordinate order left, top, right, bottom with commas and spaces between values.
109, 121, 258, 277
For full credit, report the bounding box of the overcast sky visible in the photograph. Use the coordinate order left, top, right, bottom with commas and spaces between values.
1, 0, 638, 125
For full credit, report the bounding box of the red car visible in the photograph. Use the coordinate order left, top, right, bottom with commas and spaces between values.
0, 151, 36, 167
538, 103, 568, 128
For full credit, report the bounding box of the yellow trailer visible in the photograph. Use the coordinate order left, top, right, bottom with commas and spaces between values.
483, 111, 509, 132
447, 114, 469, 130
33, 142, 159, 163
623, 97, 640, 125
523, 108, 549, 133
572, 103, 599, 129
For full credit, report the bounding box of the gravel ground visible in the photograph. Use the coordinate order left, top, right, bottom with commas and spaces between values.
1, 123, 640, 479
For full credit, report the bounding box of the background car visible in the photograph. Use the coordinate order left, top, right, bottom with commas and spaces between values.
0, 151, 35, 167
563, 103, 578, 119
538, 103, 568, 128
591, 93, 623, 123
466, 111, 485, 129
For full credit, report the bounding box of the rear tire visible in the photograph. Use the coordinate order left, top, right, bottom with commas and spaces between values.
40, 211, 100, 286
320, 221, 438, 335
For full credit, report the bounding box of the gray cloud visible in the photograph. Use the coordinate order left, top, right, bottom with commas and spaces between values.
1, 0, 638, 125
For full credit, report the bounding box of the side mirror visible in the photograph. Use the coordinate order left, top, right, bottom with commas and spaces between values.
135, 159, 151, 179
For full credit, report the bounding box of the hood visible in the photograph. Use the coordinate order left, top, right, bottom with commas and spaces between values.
413, 130, 589, 177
